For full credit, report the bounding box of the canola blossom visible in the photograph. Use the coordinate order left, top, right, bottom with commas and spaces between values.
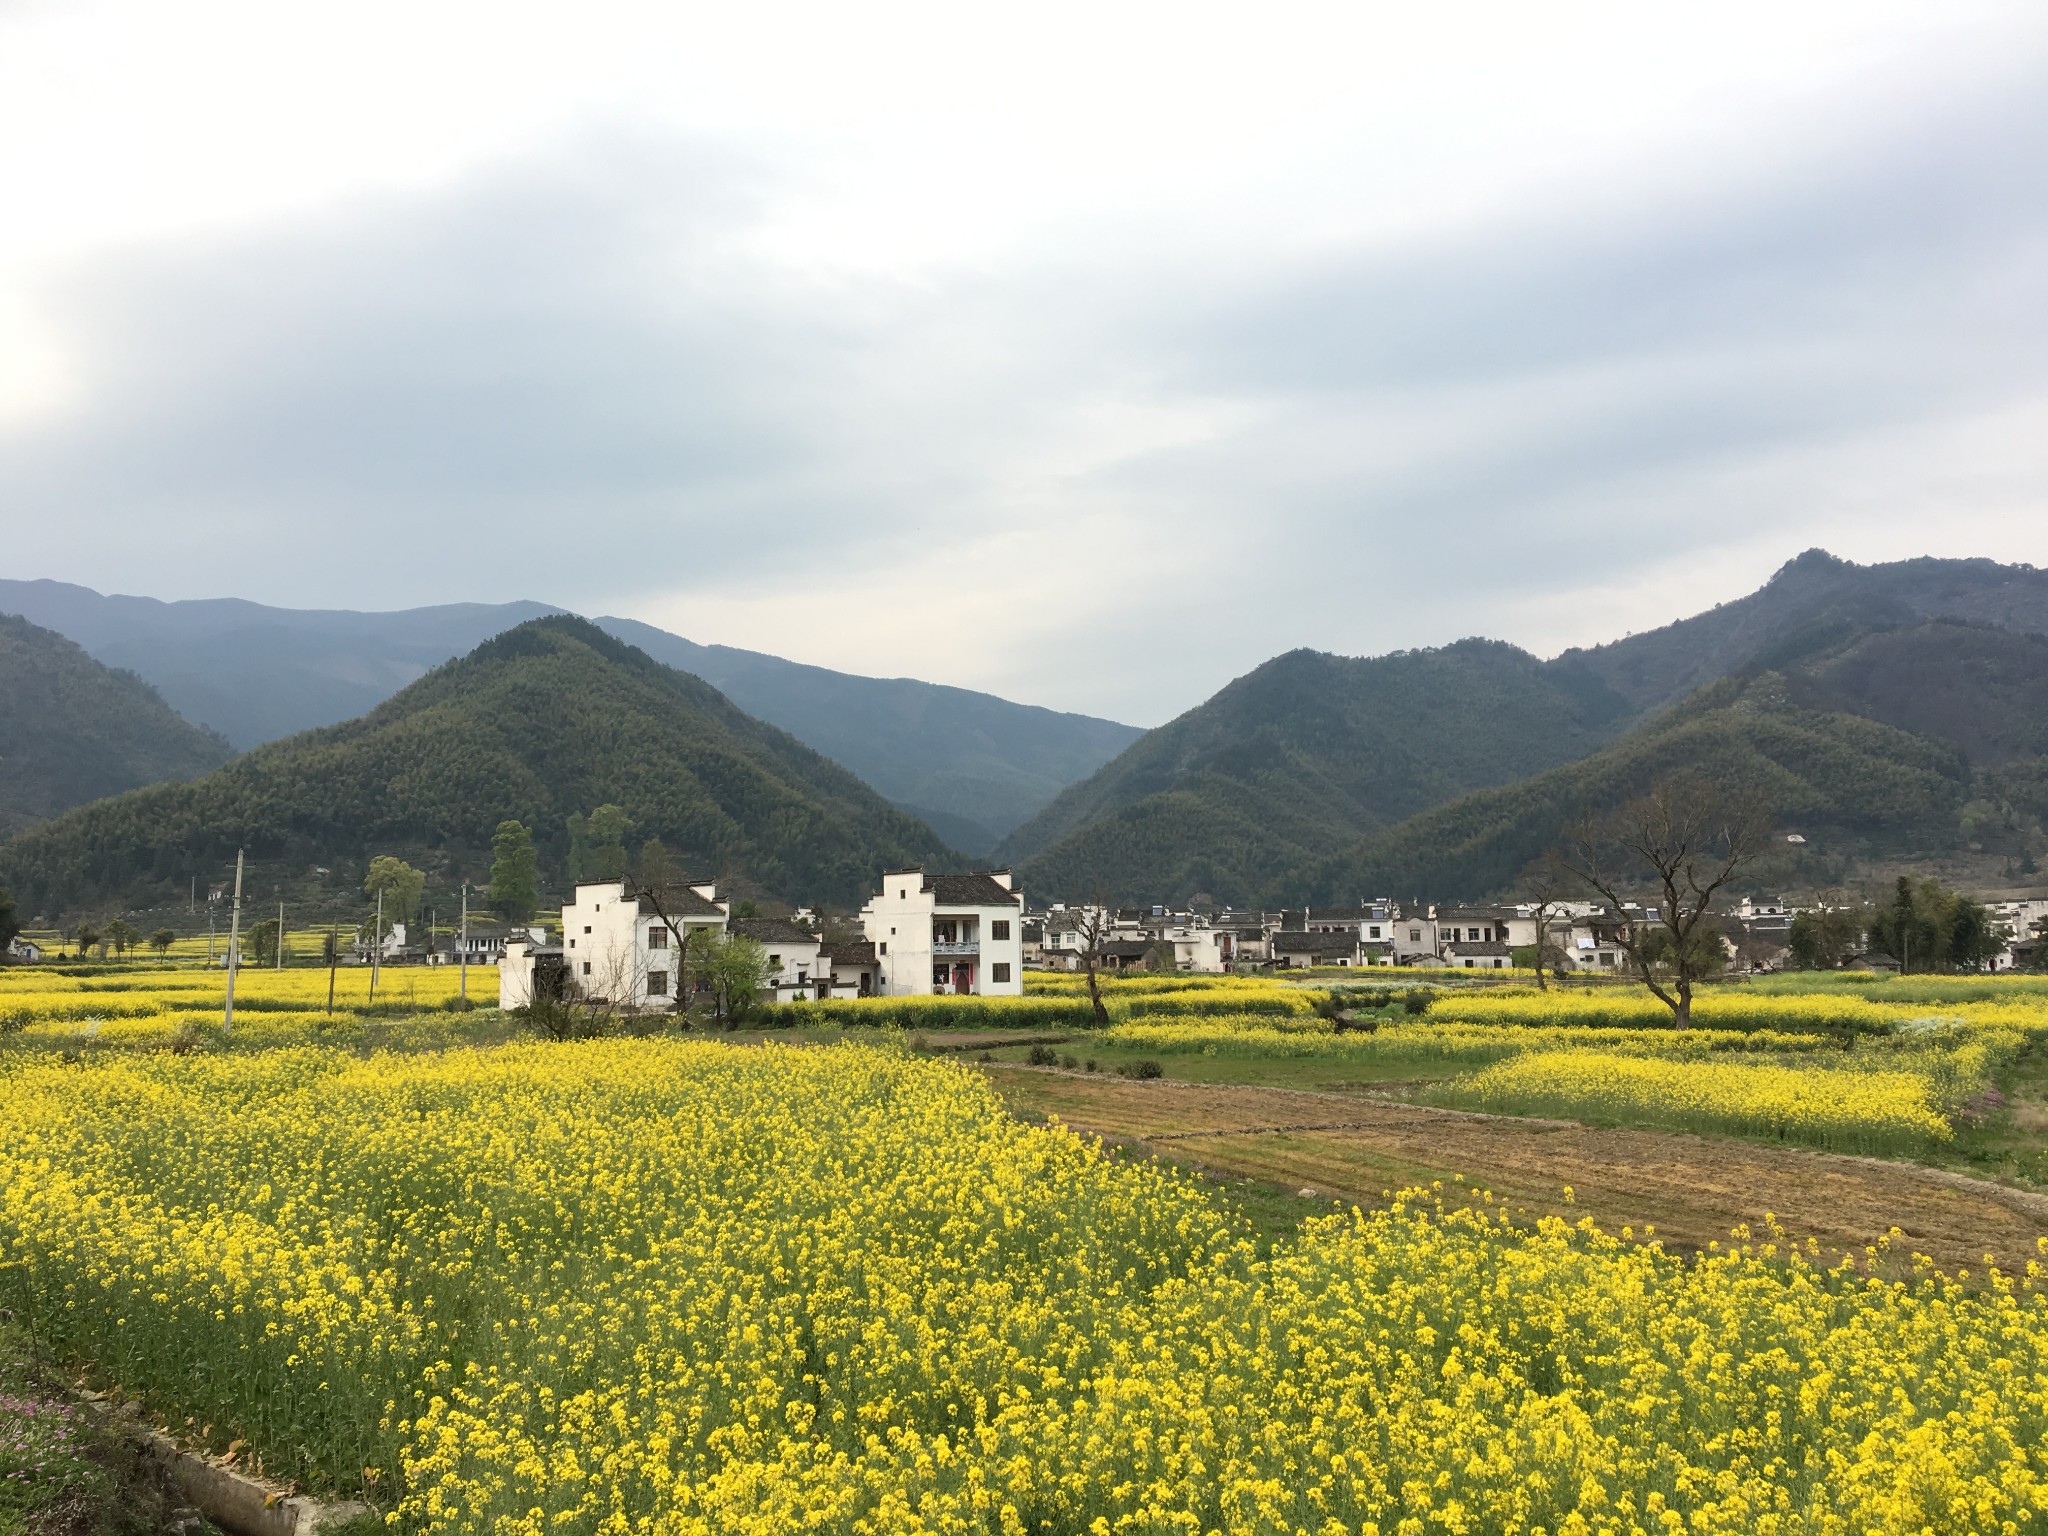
1444, 1047, 1956, 1151
3, 1039, 2047, 1534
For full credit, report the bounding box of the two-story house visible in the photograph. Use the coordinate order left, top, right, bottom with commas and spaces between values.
859, 869, 1025, 996
730, 916, 826, 1003
504, 878, 730, 1010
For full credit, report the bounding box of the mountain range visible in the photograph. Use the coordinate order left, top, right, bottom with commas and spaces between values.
0, 580, 1139, 848
5, 550, 2046, 918
0, 616, 950, 916
1009, 552, 2048, 903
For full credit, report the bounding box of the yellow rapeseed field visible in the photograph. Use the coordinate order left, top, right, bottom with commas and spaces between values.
2, 1039, 2045, 1534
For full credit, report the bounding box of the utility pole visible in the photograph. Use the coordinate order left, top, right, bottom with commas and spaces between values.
369, 888, 383, 1003
223, 850, 245, 1039
326, 924, 339, 1015
277, 899, 285, 969
208, 908, 216, 963
189, 875, 195, 914
459, 883, 469, 1002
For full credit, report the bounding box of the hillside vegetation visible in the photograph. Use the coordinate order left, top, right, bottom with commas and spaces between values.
1310, 673, 1970, 901
1017, 553, 2048, 902
1006, 640, 1632, 900
0, 616, 950, 914
0, 612, 232, 839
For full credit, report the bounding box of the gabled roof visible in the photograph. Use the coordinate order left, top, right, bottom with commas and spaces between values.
1272, 930, 1360, 954
730, 917, 819, 946
1447, 941, 1512, 956
926, 872, 1022, 909
828, 940, 878, 965
632, 882, 727, 919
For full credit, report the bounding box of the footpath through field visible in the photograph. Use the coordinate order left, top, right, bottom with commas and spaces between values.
987, 1065, 2048, 1273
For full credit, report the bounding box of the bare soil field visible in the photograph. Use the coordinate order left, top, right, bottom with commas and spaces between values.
987, 1066, 2048, 1273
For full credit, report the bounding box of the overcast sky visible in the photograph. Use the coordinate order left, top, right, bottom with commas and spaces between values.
3, 2, 2046, 726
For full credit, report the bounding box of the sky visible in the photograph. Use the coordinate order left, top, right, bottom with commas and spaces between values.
2, 2, 2046, 727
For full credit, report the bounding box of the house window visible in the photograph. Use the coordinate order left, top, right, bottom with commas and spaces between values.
1410, 928, 1421, 942
1368, 926, 1381, 938
768, 954, 782, 969
583, 926, 592, 935
992, 963, 1011, 983
879, 942, 888, 955
569, 938, 576, 949
1464, 959, 1474, 968
647, 970, 668, 995
648, 927, 667, 949
992, 920, 1010, 941
581, 961, 592, 975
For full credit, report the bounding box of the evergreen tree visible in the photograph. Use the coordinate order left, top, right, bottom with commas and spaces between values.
568, 805, 632, 883
364, 855, 426, 933
0, 882, 18, 961
636, 837, 675, 891
489, 820, 541, 922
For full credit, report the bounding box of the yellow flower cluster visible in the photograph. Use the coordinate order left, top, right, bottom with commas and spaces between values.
2, 1039, 2044, 1534
1423, 987, 2047, 1036
1446, 1048, 1955, 1151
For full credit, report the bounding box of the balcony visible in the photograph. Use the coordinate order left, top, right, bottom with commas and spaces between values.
932, 940, 980, 956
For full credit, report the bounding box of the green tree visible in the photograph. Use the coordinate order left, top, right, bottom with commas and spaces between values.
684, 928, 770, 1027
245, 916, 283, 966
636, 836, 675, 891
1866, 876, 2005, 972
1787, 904, 1864, 970
149, 928, 177, 961
489, 820, 541, 923
567, 805, 632, 883
364, 856, 426, 933
74, 922, 101, 959
0, 883, 19, 961
104, 917, 138, 959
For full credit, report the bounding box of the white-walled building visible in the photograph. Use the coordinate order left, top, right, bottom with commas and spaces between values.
730, 917, 827, 1003
503, 879, 729, 1010
860, 869, 1025, 996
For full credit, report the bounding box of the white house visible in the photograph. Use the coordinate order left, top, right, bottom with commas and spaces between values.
6, 936, 43, 963
730, 916, 827, 1003
860, 869, 1025, 996
503, 879, 729, 1010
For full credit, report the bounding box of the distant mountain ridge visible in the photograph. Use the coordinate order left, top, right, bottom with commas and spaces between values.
593, 617, 1141, 849
0, 616, 952, 916
1015, 551, 2048, 903
0, 614, 234, 840
0, 580, 1139, 847
1002, 639, 1633, 901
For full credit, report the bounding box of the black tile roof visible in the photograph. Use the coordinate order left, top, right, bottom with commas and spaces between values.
1446, 941, 1513, 957
926, 873, 1022, 908
730, 917, 819, 946
1273, 931, 1360, 954
632, 883, 727, 919
828, 940, 877, 965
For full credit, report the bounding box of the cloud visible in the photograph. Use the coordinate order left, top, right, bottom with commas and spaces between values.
1, 21, 2046, 727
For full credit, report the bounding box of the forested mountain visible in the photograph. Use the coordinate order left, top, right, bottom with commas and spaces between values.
0, 580, 1139, 843
1005, 640, 1634, 901
1305, 673, 1972, 903
1548, 550, 2048, 718
1014, 552, 2048, 903
595, 617, 1140, 850
0, 614, 232, 840
0, 616, 951, 916
0, 579, 561, 749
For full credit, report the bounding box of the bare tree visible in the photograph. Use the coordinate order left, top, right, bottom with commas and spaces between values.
1557, 774, 1766, 1028
1069, 903, 1115, 1027
1517, 863, 1568, 991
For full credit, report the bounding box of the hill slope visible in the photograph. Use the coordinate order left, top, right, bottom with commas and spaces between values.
0, 613, 232, 839
1308, 673, 1972, 903
1549, 550, 2048, 718
595, 617, 1140, 849
1006, 640, 1634, 902
0, 616, 951, 915
0, 579, 563, 749
0, 580, 1140, 843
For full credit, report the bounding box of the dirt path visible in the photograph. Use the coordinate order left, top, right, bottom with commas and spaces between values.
987, 1067, 2048, 1273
